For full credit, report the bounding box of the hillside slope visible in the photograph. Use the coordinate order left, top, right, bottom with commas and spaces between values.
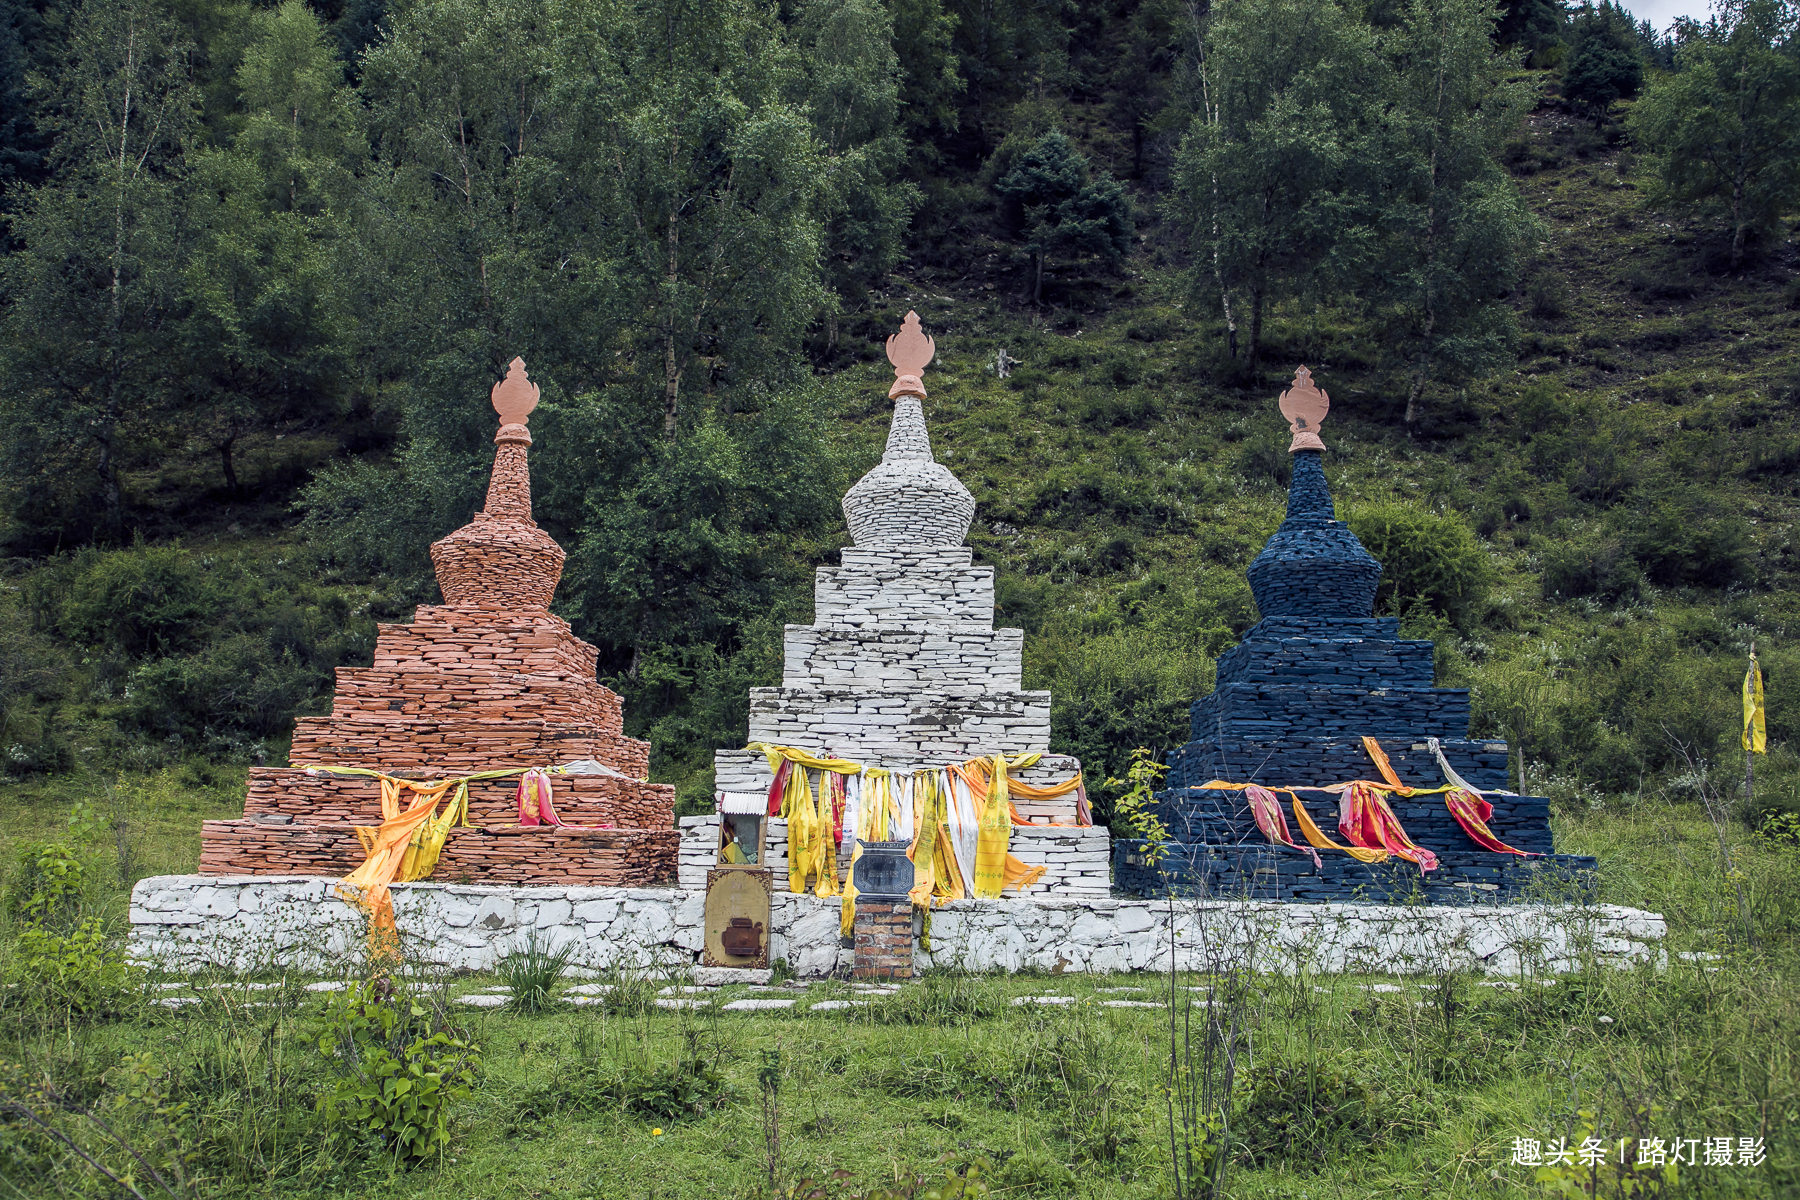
3, 80, 1798, 833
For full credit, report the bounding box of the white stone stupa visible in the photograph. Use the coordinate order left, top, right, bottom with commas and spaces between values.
682, 313, 1110, 897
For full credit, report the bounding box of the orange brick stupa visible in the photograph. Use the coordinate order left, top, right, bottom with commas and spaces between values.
198, 359, 678, 887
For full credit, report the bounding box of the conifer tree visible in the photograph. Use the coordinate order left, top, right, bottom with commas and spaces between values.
996, 129, 1131, 304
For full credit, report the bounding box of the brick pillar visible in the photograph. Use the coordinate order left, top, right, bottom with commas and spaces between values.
852, 899, 914, 980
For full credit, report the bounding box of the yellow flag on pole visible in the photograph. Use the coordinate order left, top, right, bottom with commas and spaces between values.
1743, 652, 1766, 754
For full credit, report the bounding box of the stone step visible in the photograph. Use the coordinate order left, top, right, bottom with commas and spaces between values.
747, 688, 1051, 759
780, 626, 1023, 691
814, 547, 995, 629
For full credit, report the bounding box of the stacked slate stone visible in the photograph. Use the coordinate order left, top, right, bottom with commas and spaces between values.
198, 360, 679, 888
1114, 448, 1595, 903
702, 313, 1110, 898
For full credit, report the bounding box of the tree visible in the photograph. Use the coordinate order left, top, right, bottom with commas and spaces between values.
0, 0, 197, 545
1563, 36, 1642, 120
1628, 0, 1800, 269
1495, 0, 1565, 65
794, 0, 919, 336
1562, 0, 1644, 122
1170, 0, 1383, 373
995, 130, 1132, 303
1373, 0, 1538, 425
179, 0, 360, 494
303, 0, 849, 681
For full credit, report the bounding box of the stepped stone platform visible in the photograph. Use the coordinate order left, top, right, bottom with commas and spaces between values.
1115, 369, 1596, 903
688, 313, 1106, 895
198, 360, 677, 887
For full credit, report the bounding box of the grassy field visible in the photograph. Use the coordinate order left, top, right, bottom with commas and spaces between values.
0, 772, 1795, 1199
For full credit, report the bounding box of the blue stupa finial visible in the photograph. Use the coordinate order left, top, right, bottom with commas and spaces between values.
1245, 369, 1382, 618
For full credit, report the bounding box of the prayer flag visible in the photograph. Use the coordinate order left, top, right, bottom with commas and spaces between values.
1743, 653, 1766, 754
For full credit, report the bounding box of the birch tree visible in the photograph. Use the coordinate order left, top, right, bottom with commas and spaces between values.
1629, 0, 1800, 269
0, 0, 195, 542
1374, 0, 1537, 426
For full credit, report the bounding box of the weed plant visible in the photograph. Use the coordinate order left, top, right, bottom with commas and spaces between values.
494, 931, 575, 1015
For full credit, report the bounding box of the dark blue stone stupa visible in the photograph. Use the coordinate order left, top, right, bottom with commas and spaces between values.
1114, 369, 1595, 902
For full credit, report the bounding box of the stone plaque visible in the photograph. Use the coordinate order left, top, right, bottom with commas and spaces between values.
852, 840, 914, 897
703, 866, 772, 970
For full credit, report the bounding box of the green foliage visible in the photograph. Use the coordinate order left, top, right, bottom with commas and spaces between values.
1234, 1059, 1387, 1169
6, 838, 84, 925
495, 931, 576, 1015
512, 1033, 729, 1122
1172, 0, 1381, 372
10, 917, 142, 1016
1348, 502, 1492, 624
1563, 38, 1643, 120
315, 980, 482, 1160
1372, 0, 1538, 424
1032, 621, 1214, 821
1104, 747, 1169, 860
1533, 1106, 1678, 1197
995, 131, 1133, 303
1628, 0, 1800, 267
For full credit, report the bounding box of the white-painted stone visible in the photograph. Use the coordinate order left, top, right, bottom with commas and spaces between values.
722, 998, 796, 1011
457, 994, 507, 1008
808, 999, 869, 1011
131, 877, 1667, 981
693, 966, 774, 986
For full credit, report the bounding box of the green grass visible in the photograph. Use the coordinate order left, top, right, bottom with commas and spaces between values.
1, 791, 1796, 1198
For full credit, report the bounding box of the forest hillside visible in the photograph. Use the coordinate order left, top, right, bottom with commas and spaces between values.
0, 0, 1797, 841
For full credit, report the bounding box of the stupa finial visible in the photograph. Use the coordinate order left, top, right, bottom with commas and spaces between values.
886, 311, 935, 400
429, 355, 567, 609
1278, 365, 1329, 453
842, 313, 974, 546
491, 356, 540, 445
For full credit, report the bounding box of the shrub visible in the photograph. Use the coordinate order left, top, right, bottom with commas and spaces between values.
9, 917, 142, 1016
6, 840, 85, 925
314, 980, 482, 1160
1541, 533, 1643, 601
59, 544, 224, 658
1623, 488, 1751, 588
1347, 503, 1491, 624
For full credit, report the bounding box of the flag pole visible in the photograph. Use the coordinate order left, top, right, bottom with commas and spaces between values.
1745, 641, 1757, 809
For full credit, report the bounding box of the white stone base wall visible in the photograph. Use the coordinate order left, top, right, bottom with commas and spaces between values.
917, 898, 1668, 976
131, 875, 851, 978
132, 876, 1667, 980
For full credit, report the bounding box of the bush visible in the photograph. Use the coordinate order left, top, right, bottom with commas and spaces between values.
59, 544, 224, 658
314, 981, 482, 1160
1347, 503, 1491, 624
1541, 533, 1643, 601
8, 917, 142, 1016
6, 840, 85, 925
1623, 488, 1752, 588
1235, 1059, 1381, 1169
127, 633, 331, 745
